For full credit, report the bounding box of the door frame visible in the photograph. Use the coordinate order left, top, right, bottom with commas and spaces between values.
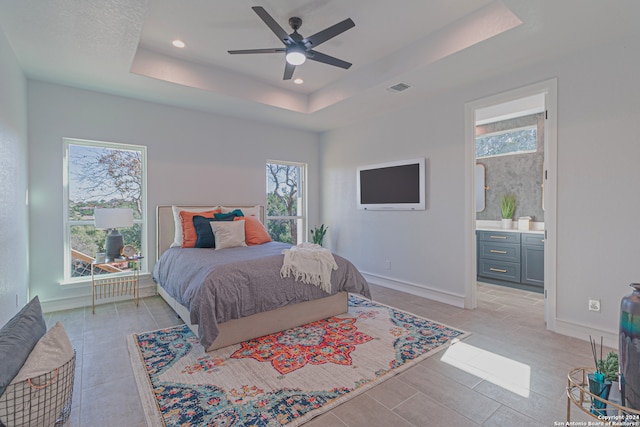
464, 78, 558, 331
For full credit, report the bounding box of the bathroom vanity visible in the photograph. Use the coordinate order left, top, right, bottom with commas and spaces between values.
476, 227, 544, 293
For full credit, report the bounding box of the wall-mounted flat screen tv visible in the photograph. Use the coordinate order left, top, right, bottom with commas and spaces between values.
357, 158, 425, 210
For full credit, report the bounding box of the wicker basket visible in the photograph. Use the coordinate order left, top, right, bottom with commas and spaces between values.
0, 351, 75, 427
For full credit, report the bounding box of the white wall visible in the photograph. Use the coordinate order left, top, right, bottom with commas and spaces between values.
0, 28, 28, 326
554, 41, 640, 338
27, 81, 321, 310
321, 91, 469, 306
322, 39, 640, 340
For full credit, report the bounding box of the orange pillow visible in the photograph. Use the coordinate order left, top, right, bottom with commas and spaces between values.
234, 215, 272, 245
179, 209, 220, 248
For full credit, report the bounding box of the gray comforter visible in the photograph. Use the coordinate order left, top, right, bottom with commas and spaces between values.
153, 241, 371, 348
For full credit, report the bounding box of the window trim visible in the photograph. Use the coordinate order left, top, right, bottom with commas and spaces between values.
62, 138, 148, 284
266, 160, 308, 245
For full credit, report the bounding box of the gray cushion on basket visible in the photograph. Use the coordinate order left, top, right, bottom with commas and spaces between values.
0, 296, 47, 395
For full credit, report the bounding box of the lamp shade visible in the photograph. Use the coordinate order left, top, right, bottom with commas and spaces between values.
94, 208, 134, 229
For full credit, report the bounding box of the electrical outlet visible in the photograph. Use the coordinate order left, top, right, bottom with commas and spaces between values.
589, 299, 601, 312
385, 260, 391, 270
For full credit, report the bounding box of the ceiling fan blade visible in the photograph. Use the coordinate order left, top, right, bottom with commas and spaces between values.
303, 18, 355, 48
252, 6, 292, 45
228, 48, 285, 55
307, 50, 352, 69
283, 62, 296, 80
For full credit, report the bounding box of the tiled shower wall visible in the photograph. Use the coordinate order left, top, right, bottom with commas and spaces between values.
476, 113, 545, 222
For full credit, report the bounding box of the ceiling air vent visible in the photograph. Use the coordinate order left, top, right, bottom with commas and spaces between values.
387, 83, 411, 93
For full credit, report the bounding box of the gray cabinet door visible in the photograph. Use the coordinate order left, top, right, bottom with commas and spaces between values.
521, 244, 544, 287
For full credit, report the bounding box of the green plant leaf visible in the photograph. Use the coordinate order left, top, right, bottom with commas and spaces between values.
310, 224, 328, 245
500, 194, 516, 219
596, 352, 619, 382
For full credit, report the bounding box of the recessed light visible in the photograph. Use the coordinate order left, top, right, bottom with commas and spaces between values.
172, 39, 186, 48
293, 78, 304, 85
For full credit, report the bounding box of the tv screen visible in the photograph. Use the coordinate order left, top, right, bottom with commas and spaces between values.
357, 158, 425, 210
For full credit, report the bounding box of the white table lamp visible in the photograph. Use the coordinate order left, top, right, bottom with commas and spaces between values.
94, 208, 134, 261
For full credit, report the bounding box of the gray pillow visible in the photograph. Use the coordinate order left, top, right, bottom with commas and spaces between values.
0, 296, 47, 395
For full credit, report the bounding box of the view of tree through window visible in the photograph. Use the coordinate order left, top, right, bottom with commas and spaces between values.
476, 126, 537, 159
266, 162, 305, 244
65, 140, 146, 279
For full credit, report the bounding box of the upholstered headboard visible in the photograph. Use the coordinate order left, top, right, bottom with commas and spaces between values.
156, 205, 265, 259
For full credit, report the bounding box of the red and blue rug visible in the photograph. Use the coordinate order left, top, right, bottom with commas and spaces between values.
128, 295, 468, 426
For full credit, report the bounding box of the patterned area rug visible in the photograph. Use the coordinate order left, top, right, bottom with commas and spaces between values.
128, 295, 468, 426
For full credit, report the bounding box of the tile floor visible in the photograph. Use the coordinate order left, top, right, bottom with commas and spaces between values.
46, 283, 604, 426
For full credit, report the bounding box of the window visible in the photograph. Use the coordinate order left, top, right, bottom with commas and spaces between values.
63, 139, 147, 281
476, 125, 537, 159
266, 161, 306, 244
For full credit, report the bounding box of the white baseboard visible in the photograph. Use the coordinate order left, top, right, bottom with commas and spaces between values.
41, 282, 157, 313
362, 271, 466, 308
554, 318, 618, 350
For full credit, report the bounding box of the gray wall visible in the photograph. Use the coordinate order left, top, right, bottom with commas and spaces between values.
476, 113, 544, 222
0, 28, 29, 326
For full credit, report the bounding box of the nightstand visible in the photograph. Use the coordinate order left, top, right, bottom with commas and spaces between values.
91, 257, 143, 314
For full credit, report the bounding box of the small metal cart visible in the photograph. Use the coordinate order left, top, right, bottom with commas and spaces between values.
567, 367, 640, 424
91, 256, 143, 314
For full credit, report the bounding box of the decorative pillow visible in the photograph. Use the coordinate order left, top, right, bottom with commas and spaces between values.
221, 205, 261, 220
11, 321, 74, 384
180, 209, 220, 248
193, 215, 216, 248
194, 211, 244, 248
234, 215, 272, 246
214, 209, 244, 221
0, 296, 47, 395
211, 221, 247, 250
170, 206, 219, 247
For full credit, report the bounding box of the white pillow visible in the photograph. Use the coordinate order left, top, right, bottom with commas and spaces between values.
211, 221, 247, 250
170, 206, 219, 247
11, 321, 74, 384
221, 205, 261, 221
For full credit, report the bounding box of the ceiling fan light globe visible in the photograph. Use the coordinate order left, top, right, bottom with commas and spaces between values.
286, 51, 306, 65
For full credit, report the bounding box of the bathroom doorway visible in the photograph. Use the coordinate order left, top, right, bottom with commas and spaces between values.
464, 79, 557, 330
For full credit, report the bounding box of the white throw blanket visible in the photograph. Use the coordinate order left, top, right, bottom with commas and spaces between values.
280, 243, 338, 293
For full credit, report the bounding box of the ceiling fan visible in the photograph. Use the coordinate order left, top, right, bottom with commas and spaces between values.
228, 6, 355, 80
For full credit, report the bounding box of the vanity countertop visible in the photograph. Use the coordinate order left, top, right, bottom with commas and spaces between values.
476, 220, 544, 234
476, 226, 544, 234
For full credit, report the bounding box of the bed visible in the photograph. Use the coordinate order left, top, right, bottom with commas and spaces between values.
153, 205, 371, 351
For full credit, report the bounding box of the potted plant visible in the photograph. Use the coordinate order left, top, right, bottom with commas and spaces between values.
589, 337, 614, 415
597, 351, 621, 406
310, 224, 328, 247
500, 194, 516, 228
597, 351, 619, 383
